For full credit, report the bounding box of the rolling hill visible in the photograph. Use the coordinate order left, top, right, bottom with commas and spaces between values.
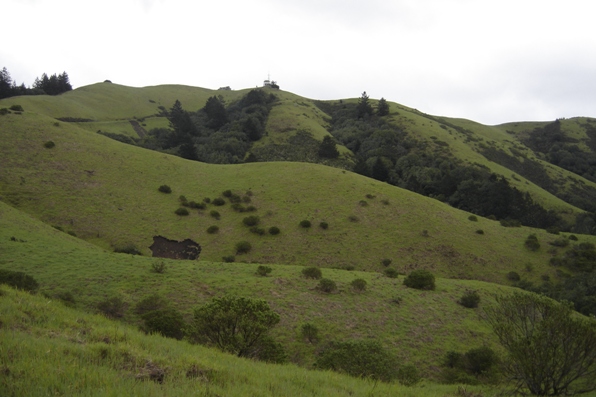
2, 82, 596, 395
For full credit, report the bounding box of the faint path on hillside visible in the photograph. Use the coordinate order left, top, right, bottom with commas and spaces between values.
129, 120, 147, 138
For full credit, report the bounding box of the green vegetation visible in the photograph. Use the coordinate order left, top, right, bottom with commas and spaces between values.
191, 296, 280, 358
256, 265, 272, 276
302, 266, 322, 279
0, 269, 39, 291
485, 292, 596, 395
403, 270, 436, 290
317, 278, 337, 293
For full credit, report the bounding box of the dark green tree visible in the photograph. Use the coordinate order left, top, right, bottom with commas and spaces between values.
191, 296, 280, 357
141, 308, 186, 340
485, 292, 596, 395
357, 91, 373, 119
377, 97, 389, 116
0, 67, 13, 99
371, 157, 389, 182
318, 136, 340, 158
203, 96, 228, 130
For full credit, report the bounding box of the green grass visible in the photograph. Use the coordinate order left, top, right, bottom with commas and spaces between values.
2, 287, 510, 397
3, 111, 591, 286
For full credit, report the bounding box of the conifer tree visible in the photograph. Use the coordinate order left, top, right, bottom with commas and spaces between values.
377, 97, 389, 116
357, 91, 374, 119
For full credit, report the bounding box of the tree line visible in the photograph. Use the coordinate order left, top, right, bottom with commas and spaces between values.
315, 93, 561, 230
0, 66, 72, 99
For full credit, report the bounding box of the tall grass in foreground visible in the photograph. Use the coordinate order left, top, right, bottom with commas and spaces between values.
0, 287, 501, 397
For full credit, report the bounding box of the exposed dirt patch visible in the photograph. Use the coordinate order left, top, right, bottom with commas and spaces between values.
149, 236, 201, 260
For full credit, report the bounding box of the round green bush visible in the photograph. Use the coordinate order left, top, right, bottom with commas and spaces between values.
141, 308, 185, 340
222, 255, 235, 263
506, 271, 521, 281
458, 290, 480, 308
403, 269, 435, 290
269, 226, 280, 235
235, 241, 252, 254
299, 220, 312, 228
318, 278, 337, 293
209, 210, 220, 220
468, 215, 478, 222
256, 265, 272, 277
568, 234, 578, 241
302, 266, 322, 279
43, 140, 55, 149
319, 221, 329, 230
475, 229, 484, 235
249, 227, 265, 235
397, 364, 421, 386
351, 278, 367, 291
158, 185, 172, 194
222, 189, 232, 197
212, 197, 225, 206
243, 215, 260, 227
0, 269, 39, 292
175, 207, 189, 216
384, 268, 399, 279
206, 225, 219, 234
381, 258, 392, 267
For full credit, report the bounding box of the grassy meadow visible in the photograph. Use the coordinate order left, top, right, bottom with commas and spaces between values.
2, 83, 596, 396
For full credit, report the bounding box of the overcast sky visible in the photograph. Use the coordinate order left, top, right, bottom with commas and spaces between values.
3, 0, 595, 125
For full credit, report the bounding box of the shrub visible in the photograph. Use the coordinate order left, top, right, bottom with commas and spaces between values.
381, 258, 392, 267
301, 323, 319, 343
318, 278, 337, 293
175, 207, 189, 216
546, 226, 560, 235
319, 221, 329, 230
366, 194, 375, 199
524, 234, 540, 251
114, 244, 142, 255
9, 104, 23, 111
302, 266, 322, 279
351, 278, 367, 291
242, 195, 251, 203
421, 229, 429, 237
500, 218, 521, 227
459, 290, 481, 308
568, 234, 578, 241
222, 189, 232, 197
464, 346, 498, 376
250, 227, 265, 235
384, 268, 399, 278
299, 220, 312, 228
231, 203, 246, 212
315, 340, 398, 382
141, 308, 185, 340
243, 215, 260, 227
549, 238, 569, 247
359, 200, 368, 207
256, 265, 272, 277
245, 205, 257, 212
97, 296, 126, 318
209, 210, 220, 220
397, 365, 421, 386
206, 225, 219, 234
251, 335, 287, 364
186, 201, 205, 209
178, 195, 187, 203
228, 193, 241, 203
348, 215, 359, 223
134, 294, 169, 316
55, 290, 76, 306
468, 215, 478, 222
506, 271, 521, 281
158, 185, 172, 194
222, 255, 235, 263
235, 241, 252, 254
268, 226, 280, 235
403, 269, 435, 290
151, 261, 166, 274
0, 269, 39, 292
43, 140, 55, 148
203, 197, 211, 203
476, 229, 485, 235
212, 197, 225, 206
0, 108, 8, 115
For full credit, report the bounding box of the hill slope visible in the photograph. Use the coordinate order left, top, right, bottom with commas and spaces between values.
2, 110, 590, 285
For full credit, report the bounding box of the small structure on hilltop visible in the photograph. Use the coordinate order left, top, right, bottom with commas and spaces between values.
263, 74, 279, 89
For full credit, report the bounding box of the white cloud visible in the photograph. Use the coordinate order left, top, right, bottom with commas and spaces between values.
2, 0, 596, 124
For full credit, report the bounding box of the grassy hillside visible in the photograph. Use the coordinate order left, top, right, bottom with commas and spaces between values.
0, 199, 506, 374
1, 286, 508, 397
2, 111, 592, 285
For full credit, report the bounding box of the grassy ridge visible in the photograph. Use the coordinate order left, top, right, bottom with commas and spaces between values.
0, 200, 506, 376
2, 111, 591, 285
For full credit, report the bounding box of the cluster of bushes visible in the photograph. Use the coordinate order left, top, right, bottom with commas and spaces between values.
441, 346, 499, 385
315, 100, 561, 230
134, 89, 277, 163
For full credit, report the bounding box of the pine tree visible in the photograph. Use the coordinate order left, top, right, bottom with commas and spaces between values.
377, 97, 389, 116
357, 91, 374, 119
0, 67, 13, 99
203, 96, 228, 130
318, 136, 340, 158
